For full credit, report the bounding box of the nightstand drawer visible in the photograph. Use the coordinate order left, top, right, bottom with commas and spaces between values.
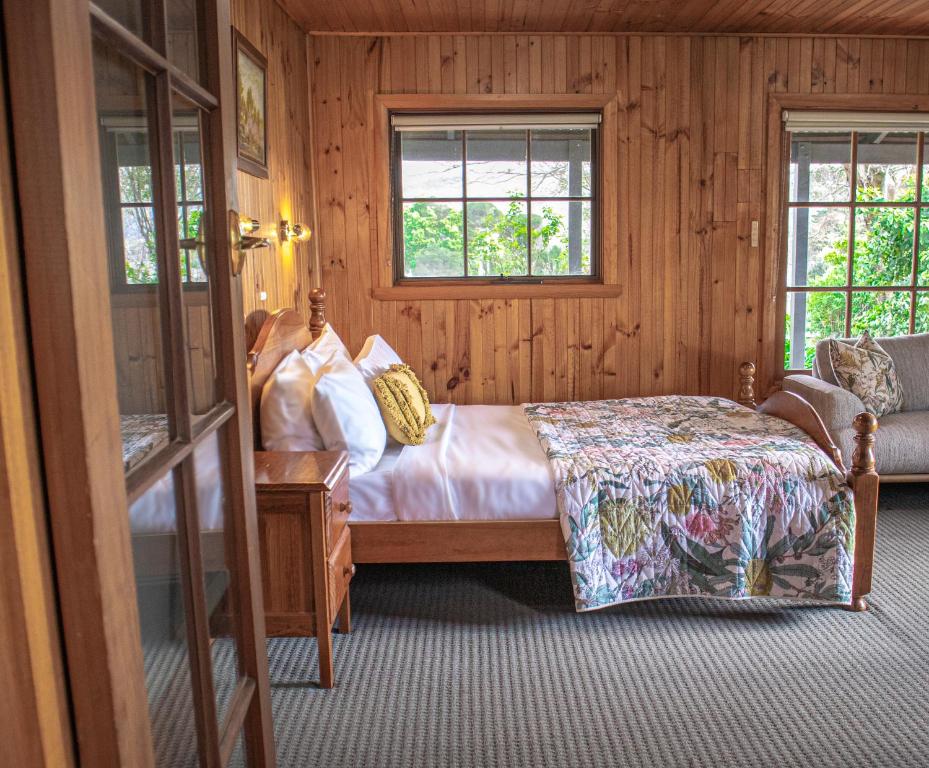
327, 473, 351, 550
327, 527, 354, 625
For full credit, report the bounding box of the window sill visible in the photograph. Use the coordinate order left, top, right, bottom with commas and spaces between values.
372, 282, 622, 301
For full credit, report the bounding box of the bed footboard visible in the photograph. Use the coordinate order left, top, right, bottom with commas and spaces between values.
738, 362, 880, 611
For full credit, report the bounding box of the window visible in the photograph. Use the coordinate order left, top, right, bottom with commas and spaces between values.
102, 117, 207, 288
391, 113, 599, 282
784, 111, 929, 369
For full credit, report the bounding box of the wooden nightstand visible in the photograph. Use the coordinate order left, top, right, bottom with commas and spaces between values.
254, 450, 354, 688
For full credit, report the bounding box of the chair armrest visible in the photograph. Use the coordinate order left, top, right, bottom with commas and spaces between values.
782, 375, 865, 431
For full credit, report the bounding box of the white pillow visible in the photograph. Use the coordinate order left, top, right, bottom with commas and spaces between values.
304, 348, 387, 476
259, 350, 324, 452
354, 334, 404, 387
305, 323, 350, 363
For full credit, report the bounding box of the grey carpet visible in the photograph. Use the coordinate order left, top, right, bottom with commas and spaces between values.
261, 484, 929, 768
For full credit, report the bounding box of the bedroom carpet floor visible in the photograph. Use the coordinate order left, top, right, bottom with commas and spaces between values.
256, 485, 928, 768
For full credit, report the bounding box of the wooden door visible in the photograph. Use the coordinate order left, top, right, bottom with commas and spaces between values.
2, 0, 274, 766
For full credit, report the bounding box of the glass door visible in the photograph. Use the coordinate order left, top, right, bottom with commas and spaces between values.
89, 1, 273, 766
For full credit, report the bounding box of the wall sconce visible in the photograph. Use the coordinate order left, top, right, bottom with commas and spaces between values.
239, 217, 271, 250
229, 210, 270, 276
279, 219, 312, 243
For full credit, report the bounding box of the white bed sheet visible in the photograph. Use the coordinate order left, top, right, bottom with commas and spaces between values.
348, 403, 557, 522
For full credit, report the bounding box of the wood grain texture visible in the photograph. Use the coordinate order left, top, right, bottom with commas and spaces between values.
254, 454, 353, 687
308, 34, 929, 403
5, 0, 155, 763
0, 45, 75, 768
279, 0, 929, 36
232, 0, 319, 349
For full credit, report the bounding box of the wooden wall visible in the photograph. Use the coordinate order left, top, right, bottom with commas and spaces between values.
232, 0, 318, 348
308, 34, 929, 403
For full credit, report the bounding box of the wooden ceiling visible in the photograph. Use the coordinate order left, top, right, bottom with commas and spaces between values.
279, 0, 929, 36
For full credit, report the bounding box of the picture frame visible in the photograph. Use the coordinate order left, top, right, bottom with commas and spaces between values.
234, 29, 269, 179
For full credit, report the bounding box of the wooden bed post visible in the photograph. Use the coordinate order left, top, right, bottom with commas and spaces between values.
309, 288, 326, 340
737, 362, 757, 408
848, 412, 879, 612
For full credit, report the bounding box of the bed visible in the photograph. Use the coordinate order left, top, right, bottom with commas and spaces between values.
248, 290, 880, 613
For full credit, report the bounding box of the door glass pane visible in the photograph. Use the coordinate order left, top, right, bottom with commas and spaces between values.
854, 207, 914, 286
93, 0, 147, 42
166, 0, 203, 83
129, 471, 199, 768
785, 291, 846, 369
786, 207, 849, 287
788, 132, 851, 203
93, 39, 173, 474
194, 430, 240, 727
228, 730, 247, 768
173, 94, 219, 415
857, 132, 918, 202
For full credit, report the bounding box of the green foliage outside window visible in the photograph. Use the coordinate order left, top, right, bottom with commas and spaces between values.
786, 176, 929, 369
403, 199, 589, 278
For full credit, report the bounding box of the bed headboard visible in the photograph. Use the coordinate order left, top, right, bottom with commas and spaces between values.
246, 288, 326, 449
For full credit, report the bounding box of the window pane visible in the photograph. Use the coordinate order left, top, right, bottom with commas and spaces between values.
851, 291, 913, 338
194, 431, 240, 728
467, 200, 528, 276
95, 40, 173, 472
923, 135, 929, 202
854, 207, 914, 286
786, 207, 849, 287
531, 200, 591, 276
856, 132, 918, 202
129, 471, 200, 768
917, 293, 929, 333
402, 201, 464, 277
788, 132, 851, 203
118, 134, 154, 203
466, 130, 527, 198
399, 131, 462, 198
530, 129, 592, 197
174, 95, 219, 415
174, 128, 203, 202
122, 207, 159, 284
785, 291, 846, 369
920, 210, 929, 286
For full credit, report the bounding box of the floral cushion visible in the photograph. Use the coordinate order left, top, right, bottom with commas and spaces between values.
828, 332, 904, 417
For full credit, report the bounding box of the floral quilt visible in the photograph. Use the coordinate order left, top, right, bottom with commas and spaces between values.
523, 396, 855, 612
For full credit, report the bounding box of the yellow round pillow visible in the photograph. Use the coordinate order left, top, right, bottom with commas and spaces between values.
371, 364, 436, 445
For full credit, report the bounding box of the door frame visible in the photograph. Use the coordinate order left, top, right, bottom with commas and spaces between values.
2, 0, 274, 765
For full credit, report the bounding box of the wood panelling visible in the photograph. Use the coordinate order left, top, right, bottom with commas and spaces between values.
308, 34, 929, 403
232, 0, 318, 347
282, 0, 929, 37
0, 45, 74, 768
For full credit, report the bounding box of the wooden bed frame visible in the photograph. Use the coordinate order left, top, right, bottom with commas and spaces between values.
248, 292, 880, 612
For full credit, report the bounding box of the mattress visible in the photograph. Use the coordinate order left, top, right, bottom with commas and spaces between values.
348, 403, 557, 523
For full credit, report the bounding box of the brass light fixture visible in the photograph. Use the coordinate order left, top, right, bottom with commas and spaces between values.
229, 210, 270, 276
279, 219, 312, 243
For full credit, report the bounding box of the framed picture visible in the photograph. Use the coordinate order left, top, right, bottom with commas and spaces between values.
234, 30, 268, 179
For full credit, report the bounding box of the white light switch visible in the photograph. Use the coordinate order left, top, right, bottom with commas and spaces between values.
751, 220, 759, 248
259, 291, 268, 301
